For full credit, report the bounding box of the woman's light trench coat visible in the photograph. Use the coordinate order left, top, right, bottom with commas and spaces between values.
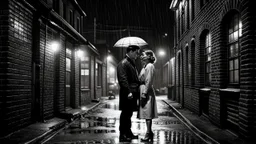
137, 63, 158, 119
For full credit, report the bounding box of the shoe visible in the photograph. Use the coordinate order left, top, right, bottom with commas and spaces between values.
127, 133, 138, 139
126, 131, 138, 139
119, 134, 132, 142
141, 132, 154, 142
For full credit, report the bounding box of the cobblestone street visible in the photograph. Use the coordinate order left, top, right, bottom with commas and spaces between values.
45, 97, 206, 144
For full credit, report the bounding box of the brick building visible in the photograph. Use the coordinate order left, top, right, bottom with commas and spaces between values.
168, 0, 256, 138
0, 0, 107, 136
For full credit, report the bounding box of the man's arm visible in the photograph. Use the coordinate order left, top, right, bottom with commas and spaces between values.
117, 63, 131, 94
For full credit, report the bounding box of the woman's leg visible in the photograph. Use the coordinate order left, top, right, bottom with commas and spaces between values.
145, 119, 152, 133
142, 119, 154, 141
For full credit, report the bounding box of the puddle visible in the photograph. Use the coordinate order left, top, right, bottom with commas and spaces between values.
53, 100, 206, 144
100, 102, 119, 110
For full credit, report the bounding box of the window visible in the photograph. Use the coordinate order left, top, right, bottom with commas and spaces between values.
205, 32, 211, 86
81, 57, 90, 89
76, 17, 80, 33
59, 0, 63, 17
227, 13, 242, 84
163, 64, 168, 86
169, 58, 175, 86
95, 63, 102, 87
66, 49, 72, 88
176, 10, 180, 40
185, 0, 189, 29
69, 10, 73, 26
191, 40, 195, 86
81, 16, 83, 33
181, 6, 185, 34
63, 4, 66, 20
191, 0, 195, 21
185, 46, 190, 85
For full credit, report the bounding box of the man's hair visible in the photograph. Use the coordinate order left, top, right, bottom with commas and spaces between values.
126, 45, 140, 53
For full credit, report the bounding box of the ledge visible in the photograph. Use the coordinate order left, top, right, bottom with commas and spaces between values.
81, 88, 90, 91
219, 88, 240, 93
200, 88, 211, 92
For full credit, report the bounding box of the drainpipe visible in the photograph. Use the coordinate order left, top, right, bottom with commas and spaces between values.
181, 48, 185, 108
174, 46, 177, 101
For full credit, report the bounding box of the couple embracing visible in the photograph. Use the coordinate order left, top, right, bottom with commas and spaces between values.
117, 45, 158, 142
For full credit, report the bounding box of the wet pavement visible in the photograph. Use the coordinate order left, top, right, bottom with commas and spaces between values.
45, 98, 207, 144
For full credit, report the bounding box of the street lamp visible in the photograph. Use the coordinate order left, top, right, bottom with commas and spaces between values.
157, 49, 166, 92
158, 49, 166, 57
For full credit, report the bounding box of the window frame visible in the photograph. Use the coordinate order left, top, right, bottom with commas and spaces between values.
204, 32, 211, 86
69, 10, 73, 26
80, 56, 90, 89
95, 62, 102, 87
66, 49, 72, 88
185, 46, 190, 85
227, 13, 241, 85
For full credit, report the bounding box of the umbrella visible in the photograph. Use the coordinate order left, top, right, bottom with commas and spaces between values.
114, 36, 148, 47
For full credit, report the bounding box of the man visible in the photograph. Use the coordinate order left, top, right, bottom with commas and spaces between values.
117, 45, 140, 142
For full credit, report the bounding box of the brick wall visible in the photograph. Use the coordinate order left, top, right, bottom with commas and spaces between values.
2, 0, 33, 135
102, 64, 107, 96
0, 0, 9, 136
55, 33, 66, 113
90, 56, 95, 99
0, 0, 99, 136
184, 88, 199, 114
173, 0, 256, 137
74, 46, 80, 108
81, 90, 91, 105
237, 0, 256, 137
40, 23, 56, 119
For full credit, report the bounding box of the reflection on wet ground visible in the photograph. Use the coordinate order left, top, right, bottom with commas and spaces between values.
46, 98, 207, 144
100, 102, 119, 110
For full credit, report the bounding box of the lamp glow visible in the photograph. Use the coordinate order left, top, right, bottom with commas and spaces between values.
51, 41, 59, 52
107, 55, 112, 61
158, 50, 166, 57
76, 49, 84, 59
109, 67, 115, 73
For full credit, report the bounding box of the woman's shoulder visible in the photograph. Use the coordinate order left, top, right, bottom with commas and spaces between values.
145, 63, 155, 69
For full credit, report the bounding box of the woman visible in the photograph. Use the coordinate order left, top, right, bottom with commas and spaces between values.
137, 50, 158, 142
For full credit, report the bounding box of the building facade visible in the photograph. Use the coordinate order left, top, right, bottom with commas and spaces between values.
0, 0, 106, 136
169, 0, 256, 138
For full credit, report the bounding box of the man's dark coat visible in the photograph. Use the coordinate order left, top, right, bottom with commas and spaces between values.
117, 56, 140, 111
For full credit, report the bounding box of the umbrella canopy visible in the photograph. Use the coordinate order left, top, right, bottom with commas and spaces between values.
114, 36, 148, 47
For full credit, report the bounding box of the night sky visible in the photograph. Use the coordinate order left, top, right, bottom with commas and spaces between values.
77, 0, 174, 62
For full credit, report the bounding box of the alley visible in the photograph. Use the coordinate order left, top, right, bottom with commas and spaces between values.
45, 97, 206, 144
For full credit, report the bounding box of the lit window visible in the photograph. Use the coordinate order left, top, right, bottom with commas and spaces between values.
81, 56, 90, 89
66, 49, 72, 88
228, 13, 241, 84
205, 32, 211, 86
95, 63, 102, 87
185, 46, 190, 85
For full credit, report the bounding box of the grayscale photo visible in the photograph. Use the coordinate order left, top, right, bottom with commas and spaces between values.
0, 0, 255, 144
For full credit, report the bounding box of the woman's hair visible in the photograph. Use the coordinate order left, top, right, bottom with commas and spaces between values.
144, 50, 157, 64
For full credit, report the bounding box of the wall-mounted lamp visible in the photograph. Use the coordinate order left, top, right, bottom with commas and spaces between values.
50, 41, 60, 53
76, 49, 84, 59
107, 55, 112, 61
